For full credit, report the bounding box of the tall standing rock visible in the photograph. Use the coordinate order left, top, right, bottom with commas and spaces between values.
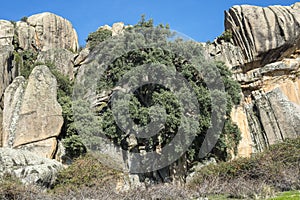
0, 45, 15, 105
2, 65, 63, 158
1, 12, 79, 151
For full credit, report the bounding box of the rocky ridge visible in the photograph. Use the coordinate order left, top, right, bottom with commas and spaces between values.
206, 2, 300, 156
0, 2, 299, 188
0, 13, 78, 184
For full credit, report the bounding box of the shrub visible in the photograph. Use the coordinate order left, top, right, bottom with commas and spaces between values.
217, 29, 233, 42
52, 153, 122, 193
86, 28, 112, 50
14, 50, 38, 79
62, 135, 87, 159
188, 138, 300, 198
20, 16, 28, 22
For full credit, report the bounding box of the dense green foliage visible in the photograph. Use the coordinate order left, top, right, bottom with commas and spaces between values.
81, 17, 242, 168
86, 28, 112, 50
48, 67, 87, 159
13, 50, 38, 79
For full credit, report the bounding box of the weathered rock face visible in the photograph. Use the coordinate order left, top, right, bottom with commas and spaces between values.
0, 148, 63, 187
225, 3, 300, 67
206, 3, 300, 157
74, 47, 90, 67
2, 77, 26, 148
2, 65, 63, 158
17, 12, 79, 52
0, 20, 14, 46
0, 44, 16, 147
37, 48, 76, 78
249, 87, 300, 150
202, 40, 245, 69
0, 45, 15, 102
99, 22, 125, 35
0, 12, 79, 147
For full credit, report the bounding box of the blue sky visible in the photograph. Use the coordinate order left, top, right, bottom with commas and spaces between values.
0, 0, 298, 46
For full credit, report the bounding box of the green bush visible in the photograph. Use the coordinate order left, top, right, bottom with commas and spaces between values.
188, 138, 300, 198
79, 16, 243, 171
86, 28, 112, 50
217, 29, 233, 42
62, 135, 87, 159
52, 153, 122, 192
20, 16, 28, 22
14, 50, 38, 79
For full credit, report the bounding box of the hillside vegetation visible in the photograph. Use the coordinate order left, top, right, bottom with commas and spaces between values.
1, 138, 299, 199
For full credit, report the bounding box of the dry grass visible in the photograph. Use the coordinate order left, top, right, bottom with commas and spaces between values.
188, 138, 300, 199
1, 138, 299, 199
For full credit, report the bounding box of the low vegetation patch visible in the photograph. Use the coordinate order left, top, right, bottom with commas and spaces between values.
188, 138, 300, 199
52, 153, 122, 193
1, 138, 299, 199
268, 190, 300, 200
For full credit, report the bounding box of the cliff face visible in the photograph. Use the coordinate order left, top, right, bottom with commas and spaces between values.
0, 21, 17, 147
0, 13, 76, 185
0, 13, 78, 158
0, 3, 299, 164
206, 2, 300, 157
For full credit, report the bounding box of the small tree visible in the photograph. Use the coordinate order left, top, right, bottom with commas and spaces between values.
20, 16, 28, 22
217, 29, 233, 42
86, 29, 112, 50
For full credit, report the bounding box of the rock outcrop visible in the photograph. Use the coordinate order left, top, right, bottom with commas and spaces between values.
207, 2, 300, 156
2, 65, 63, 158
0, 21, 17, 146
0, 12, 79, 147
37, 48, 76, 78
0, 3, 299, 187
2, 77, 26, 148
0, 20, 14, 46
202, 40, 245, 69
98, 22, 126, 36
17, 12, 79, 52
225, 3, 300, 67
0, 45, 15, 106
0, 148, 63, 187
